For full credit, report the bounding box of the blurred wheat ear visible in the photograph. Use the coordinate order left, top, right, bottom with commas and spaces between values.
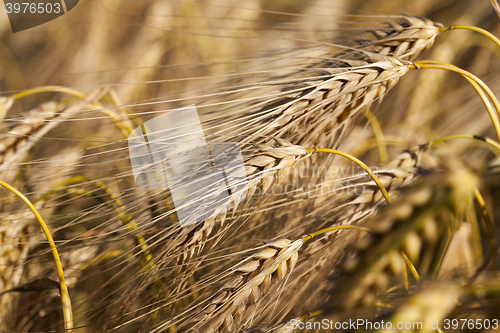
2, 3, 500, 333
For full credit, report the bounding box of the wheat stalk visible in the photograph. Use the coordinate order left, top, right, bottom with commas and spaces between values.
7, 86, 135, 136
326, 164, 477, 313
411, 60, 500, 142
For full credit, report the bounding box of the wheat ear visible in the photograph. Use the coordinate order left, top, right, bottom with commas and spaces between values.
0, 89, 108, 184
260, 15, 443, 147
0, 211, 35, 330
194, 239, 302, 333
360, 15, 443, 61
0, 102, 59, 165
265, 53, 410, 148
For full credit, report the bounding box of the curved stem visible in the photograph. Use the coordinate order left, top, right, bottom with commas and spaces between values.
427, 134, 500, 154
441, 25, 500, 51
109, 88, 143, 128
401, 251, 420, 281
411, 61, 500, 143
12, 85, 133, 137
474, 188, 497, 271
364, 108, 388, 163
37, 176, 154, 270
306, 147, 392, 204
0, 180, 73, 332
300, 310, 324, 320
402, 260, 409, 290
302, 225, 371, 242
13, 85, 87, 100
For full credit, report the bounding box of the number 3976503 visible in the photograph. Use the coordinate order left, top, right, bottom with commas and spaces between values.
443, 319, 498, 330
5, 2, 61, 14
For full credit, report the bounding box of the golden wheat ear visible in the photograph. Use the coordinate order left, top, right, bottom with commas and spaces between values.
192, 239, 302, 333
357, 15, 443, 61
259, 52, 411, 149
0, 102, 59, 166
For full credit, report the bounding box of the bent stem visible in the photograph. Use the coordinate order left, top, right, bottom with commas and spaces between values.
302, 225, 371, 242
428, 133, 499, 269
12, 85, 133, 137
427, 134, 500, 154
306, 148, 392, 204
411, 61, 500, 142
440, 25, 500, 51
37, 176, 154, 271
0, 180, 73, 332
109, 88, 143, 128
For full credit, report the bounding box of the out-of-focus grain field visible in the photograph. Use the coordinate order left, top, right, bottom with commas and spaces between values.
2, 0, 500, 332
